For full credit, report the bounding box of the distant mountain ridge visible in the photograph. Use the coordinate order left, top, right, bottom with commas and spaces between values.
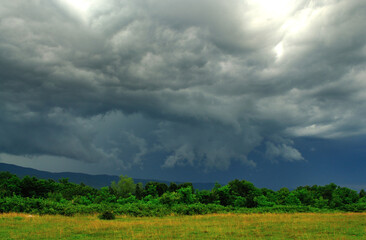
0, 163, 216, 190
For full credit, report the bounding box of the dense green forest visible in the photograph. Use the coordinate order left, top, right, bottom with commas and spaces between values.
1, 172, 366, 216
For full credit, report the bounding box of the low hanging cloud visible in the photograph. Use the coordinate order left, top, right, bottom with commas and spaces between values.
0, 0, 365, 170
265, 142, 304, 163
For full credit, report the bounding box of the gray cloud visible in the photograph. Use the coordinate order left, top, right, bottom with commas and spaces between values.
265, 141, 304, 162
0, 0, 365, 170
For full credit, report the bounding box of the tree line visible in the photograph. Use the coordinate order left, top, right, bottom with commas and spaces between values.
0, 172, 365, 216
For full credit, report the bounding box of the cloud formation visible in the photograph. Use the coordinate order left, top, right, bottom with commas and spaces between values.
0, 0, 365, 170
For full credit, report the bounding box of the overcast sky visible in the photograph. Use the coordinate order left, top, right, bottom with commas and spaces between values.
1, 0, 365, 189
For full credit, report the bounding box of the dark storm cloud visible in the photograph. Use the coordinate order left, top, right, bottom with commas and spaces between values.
0, 0, 365, 170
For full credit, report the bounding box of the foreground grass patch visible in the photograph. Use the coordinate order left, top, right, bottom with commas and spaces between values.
1, 212, 365, 239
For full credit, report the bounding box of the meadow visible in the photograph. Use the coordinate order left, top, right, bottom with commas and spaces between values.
1, 212, 365, 239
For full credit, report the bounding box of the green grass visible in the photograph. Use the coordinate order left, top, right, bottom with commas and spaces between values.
1, 212, 365, 239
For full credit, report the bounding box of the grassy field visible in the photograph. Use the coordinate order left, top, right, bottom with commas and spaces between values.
1, 212, 365, 239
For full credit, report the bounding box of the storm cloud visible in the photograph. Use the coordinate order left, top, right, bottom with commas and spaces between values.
1, 0, 365, 171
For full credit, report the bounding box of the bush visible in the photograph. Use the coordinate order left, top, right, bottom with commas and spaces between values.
62, 206, 77, 216
341, 203, 366, 212
98, 211, 115, 220
172, 203, 228, 215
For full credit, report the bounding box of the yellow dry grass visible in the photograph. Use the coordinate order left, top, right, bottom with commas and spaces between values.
1, 212, 365, 239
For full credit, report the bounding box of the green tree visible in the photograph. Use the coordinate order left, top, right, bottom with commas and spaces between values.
254, 195, 275, 207
330, 187, 359, 208
0, 172, 21, 197
321, 183, 338, 201
196, 190, 218, 204
168, 182, 178, 192
178, 183, 194, 193
293, 188, 315, 206
261, 188, 277, 204
228, 179, 260, 207
314, 196, 328, 208
144, 182, 159, 197
283, 192, 301, 206
159, 191, 180, 206
228, 179, 256, 197
214, 185, 234, 206
177, 186, 196, 204
277, 187, 290, 205
359, 189, 366, 198
234, 196, 247, 207
20, 176, 54, 198
110, 175, 136, 198
156, 183, 168, 196
95, 187, 116, 203
143, 182, 168, 196
135, 182, 144, 199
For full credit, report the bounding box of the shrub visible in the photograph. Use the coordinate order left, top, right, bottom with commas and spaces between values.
62, 206, 77, 216
98, 211, 115, 220
341, 203, 366, 212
